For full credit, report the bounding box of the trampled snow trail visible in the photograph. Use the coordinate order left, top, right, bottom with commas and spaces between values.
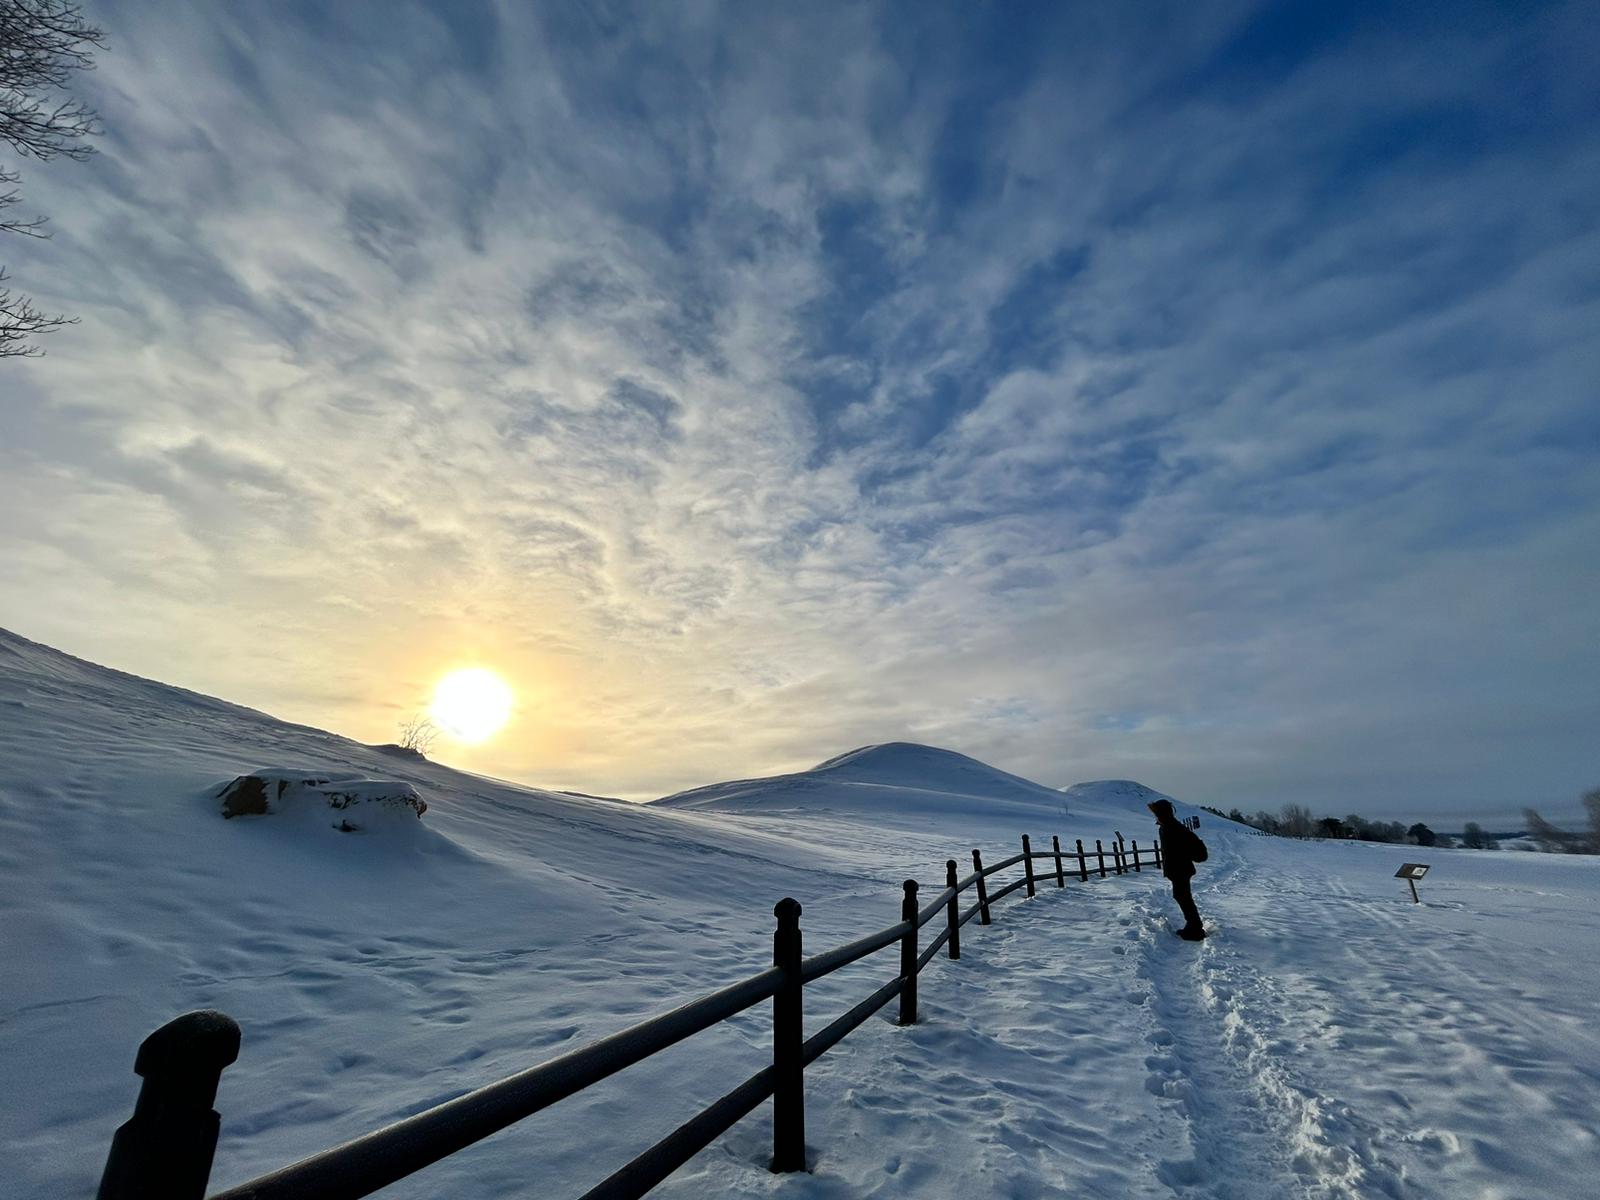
1127, 850, 1400, 1200
675, 832, 1600, 1200
1126, 837, 1600, 1200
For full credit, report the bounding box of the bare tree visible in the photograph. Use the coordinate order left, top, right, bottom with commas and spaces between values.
397, 713, 439, 757
1278, 803, 1315, 838
1, 1, 104, 357
1523, 806, 1582, 854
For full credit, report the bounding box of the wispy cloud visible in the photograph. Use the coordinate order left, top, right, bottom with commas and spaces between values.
2, 0, 1596, 822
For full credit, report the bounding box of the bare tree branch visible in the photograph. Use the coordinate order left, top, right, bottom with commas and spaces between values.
1, 1, 104, 357
0, 264, 72, 356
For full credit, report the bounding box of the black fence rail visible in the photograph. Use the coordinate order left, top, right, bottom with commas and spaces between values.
97, 830, 1165, 1200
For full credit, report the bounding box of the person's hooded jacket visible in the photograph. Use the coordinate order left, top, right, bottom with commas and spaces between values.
1149, 800, 1204, 880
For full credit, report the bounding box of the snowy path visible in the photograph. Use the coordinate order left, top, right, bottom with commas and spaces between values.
1179, 841, 1600, 1200
656, 835, 1600, 1200
650, 867, 1178, 1200
1127, 839, 1600, 1200
1126, 852, 1345, 1200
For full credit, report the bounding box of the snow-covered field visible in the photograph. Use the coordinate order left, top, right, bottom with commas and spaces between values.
3, 627, 1598, 1199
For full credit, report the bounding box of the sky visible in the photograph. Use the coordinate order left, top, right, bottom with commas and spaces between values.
2, 0, 1597, 825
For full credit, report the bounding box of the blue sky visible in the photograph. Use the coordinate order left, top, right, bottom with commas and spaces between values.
2, 0, 1597, 824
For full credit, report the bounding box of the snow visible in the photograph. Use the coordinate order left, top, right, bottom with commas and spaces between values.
3, 626, 1598, 1199
653, 742, 1156, 830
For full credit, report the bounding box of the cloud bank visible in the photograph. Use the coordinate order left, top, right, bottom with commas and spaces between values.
3, 0, 1597, 824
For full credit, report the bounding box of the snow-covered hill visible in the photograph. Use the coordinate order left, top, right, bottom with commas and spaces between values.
1060, 778, 1179, 811
654, 742, 1193, 835
653, 740, 1067, 820
4, 628, 1598, 1200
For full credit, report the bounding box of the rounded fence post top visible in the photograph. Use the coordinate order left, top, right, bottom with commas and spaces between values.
134, 1010, 241, 1080
902, 878, 919, 893
773, 897, 802, 923
946, 857, 957, 871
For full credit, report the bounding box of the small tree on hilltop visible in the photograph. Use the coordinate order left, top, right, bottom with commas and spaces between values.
1317, 816, 1345, 839
398, 712, 439, 757
1462, 822, 1486, 849
1408, 822, 1436, 847
1, 1, 105, 357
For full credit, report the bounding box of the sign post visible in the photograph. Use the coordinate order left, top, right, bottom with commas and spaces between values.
1395, 862, 1430, 904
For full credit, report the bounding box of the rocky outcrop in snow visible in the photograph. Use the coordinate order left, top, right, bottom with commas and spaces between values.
217, 769, 427, 832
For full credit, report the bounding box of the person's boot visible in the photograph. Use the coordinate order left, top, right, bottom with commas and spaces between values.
1177, 925, 1207, 940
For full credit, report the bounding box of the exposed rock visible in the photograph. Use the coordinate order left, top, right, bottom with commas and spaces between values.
216, 769, 426, 832
219, 774, 270, 818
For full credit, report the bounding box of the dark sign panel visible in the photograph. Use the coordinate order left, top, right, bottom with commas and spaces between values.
1395, 863, 1430, 879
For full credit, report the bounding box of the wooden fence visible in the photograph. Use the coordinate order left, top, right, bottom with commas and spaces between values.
97, 830, 1165, 1200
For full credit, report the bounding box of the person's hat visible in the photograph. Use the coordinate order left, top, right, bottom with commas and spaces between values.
1146, 798, 1174, 816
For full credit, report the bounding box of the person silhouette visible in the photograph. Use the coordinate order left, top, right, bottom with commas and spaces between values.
1148, 798, 1207, 939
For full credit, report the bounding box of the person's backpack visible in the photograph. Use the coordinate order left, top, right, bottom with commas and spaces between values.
1185, 825, 1209, 863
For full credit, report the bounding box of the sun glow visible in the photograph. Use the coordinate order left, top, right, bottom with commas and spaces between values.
430, 668, 514, 744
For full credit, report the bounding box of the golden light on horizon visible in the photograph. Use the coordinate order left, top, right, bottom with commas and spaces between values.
430, 667, 514, 744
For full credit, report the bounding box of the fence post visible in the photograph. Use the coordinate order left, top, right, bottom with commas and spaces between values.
898, 880, 919, 1026
945, 859, 961, 960
1116, 838, 1126, 874
972, 849, 992, 925
770, 898, 805, 1173
1131, 839, 1142, 872
1051, 835, 1065, 887
1095, 839, 1107, 878
1155, 837, 1163, 870
1076, 838, 1088, 881
1021, 834, 1036, 897
97, 1010, 241, 1200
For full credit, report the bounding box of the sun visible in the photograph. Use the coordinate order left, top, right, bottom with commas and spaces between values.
430, 668, 514, 744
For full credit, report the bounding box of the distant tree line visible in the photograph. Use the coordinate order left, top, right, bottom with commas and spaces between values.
1200, 785, 1600, 855
1199, 803, 1460, 847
